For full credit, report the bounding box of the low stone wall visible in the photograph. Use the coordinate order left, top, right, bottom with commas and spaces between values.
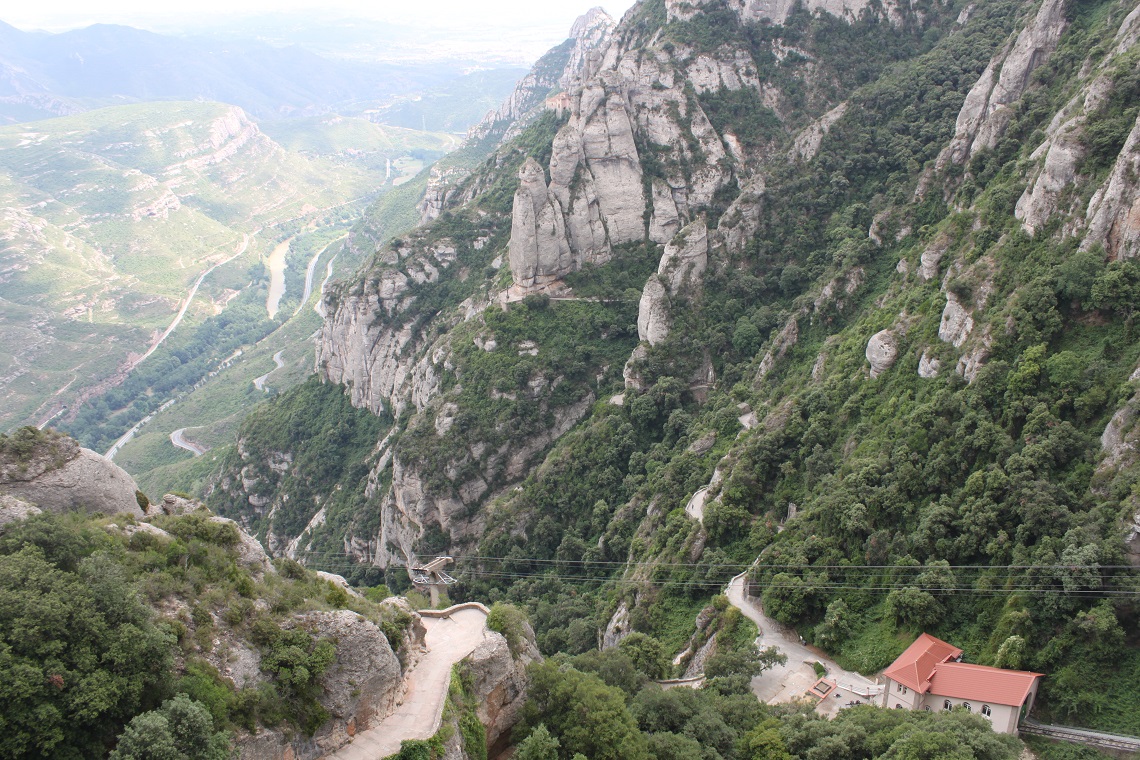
419, 602, 491, 619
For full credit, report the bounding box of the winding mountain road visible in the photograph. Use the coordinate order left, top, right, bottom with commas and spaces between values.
726, 572, 878, 705
253, 350, 285, 392
136, 234, 251, 369
328, 607, 489, 760
295, 235, 346, 318
170, 428, 207, 456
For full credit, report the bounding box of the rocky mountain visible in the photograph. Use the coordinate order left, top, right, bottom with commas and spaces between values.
208, 0, 1140, 740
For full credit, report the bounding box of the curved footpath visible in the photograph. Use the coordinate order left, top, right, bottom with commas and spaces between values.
726, 573, 878, 709
328, 606, 490, 760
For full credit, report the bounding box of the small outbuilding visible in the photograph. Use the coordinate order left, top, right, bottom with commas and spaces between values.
880, 633, 1043, 735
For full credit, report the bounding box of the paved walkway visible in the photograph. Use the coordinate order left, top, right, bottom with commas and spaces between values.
725, 573, 879, 706
328, 608, 489, 760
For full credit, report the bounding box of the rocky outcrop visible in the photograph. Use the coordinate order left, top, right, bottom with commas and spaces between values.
938, 292, 974, 348
235, 608, 416, 760
792, 102, 847, 161
1015, 8, 1140, 239
636, 220, 710, 346
301, 610, 405, 753
147, 492, 204, 517
757, 314, 801, 381
866, 329, 898, 378
562, 9, 617, 90
1, 445, 143, 518
507, 158, 575, 294
939, 0, 1068, 167
602, 601, 631, 649
463, 631, 539, 755
0, 493, 41, 526
919, 234, 950, 281
918, 350, 942, 379
468, 9, 615, 146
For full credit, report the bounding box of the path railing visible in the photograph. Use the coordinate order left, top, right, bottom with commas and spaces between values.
1020, 719, 1140, 752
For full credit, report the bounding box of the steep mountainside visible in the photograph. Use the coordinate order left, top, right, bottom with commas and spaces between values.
210, 0, 1140, 736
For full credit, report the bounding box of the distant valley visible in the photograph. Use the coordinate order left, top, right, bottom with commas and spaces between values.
0, 99, 458, 458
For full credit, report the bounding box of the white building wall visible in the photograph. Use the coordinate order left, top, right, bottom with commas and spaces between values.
882, 678, 922, 710
917, 693, 1022, 735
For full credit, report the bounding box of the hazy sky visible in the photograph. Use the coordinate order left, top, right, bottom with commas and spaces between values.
5, 0, 639, 35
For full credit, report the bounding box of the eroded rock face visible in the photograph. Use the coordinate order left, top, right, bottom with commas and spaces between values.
1, 447, 143, 518
1014, 9, 1140, 240
866, 329, 898, 378
757, 315, 801, 381
636, 220, 709, 346
919, 234, 950, 281
602, 601, 631, 649
726, 0, 905, 25
508, 158, 574, 292
792, 102, 847, 161
939, 0, 1068, 167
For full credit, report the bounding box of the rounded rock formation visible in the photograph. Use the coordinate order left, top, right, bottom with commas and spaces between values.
866, 329, 899, 378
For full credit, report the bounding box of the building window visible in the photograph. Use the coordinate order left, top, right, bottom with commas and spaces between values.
982, 705, 992, 717
924, 706, 931, 712
895, 704, 903, 709
963, 702, 972, 712
943, 700, 952, 711
896, 683, 907, 694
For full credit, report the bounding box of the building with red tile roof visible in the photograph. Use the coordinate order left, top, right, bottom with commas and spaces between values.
880, 633, 1043, 735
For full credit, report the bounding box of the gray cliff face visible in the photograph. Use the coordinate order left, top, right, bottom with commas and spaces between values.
468, 8, 615, 147
1082, 111, 1140, 259
505, 21, 751, 296
430, 10, 616, 227
865, 329, 899, 378
939, 0, 1068, 169
1, 445, 143, 518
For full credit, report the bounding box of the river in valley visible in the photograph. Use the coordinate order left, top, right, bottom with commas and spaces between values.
265, 237, 291, 318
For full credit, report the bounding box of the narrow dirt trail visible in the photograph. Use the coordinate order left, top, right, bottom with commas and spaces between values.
725, 573, 878, 704
328, 607, 489, 760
